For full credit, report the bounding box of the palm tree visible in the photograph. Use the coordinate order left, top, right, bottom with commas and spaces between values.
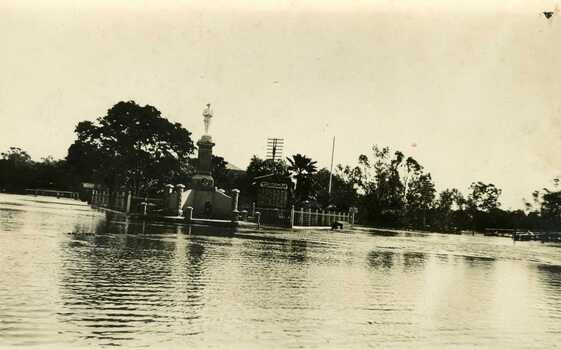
287, 154, 318, 200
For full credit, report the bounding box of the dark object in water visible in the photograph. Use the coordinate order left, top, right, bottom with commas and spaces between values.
331, 221, 344, 230
512, 230, 561, 242
544, 11, 554, 19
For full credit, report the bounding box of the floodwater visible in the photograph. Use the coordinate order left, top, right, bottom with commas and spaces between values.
1, 193, 561, 349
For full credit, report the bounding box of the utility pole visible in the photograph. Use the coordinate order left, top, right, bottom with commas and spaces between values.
266, 138, 284, 162
328, 136, 335, 197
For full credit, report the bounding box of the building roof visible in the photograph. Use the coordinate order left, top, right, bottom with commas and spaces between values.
225, 163, 244, 172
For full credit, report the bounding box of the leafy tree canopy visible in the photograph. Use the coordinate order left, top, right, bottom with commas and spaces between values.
66, 101, 195, 194
1, 147, 32, 164
312, 167, 357, 210
287, 153, 318, 202
467, 181, 502, 212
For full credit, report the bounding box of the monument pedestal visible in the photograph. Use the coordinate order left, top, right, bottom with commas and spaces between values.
191, 135, 215, 192
179, 134, 234, 219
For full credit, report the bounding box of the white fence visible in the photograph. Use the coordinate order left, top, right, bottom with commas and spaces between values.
291, 207, 354, 227
253, 206, 355, 228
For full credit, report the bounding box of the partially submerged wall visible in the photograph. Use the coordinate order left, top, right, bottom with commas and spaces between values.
181, 189, 233, 219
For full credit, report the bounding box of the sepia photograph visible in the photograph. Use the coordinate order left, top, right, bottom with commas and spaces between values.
1, 0, 560, 349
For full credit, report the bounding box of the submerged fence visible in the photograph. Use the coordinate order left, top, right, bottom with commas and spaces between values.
90, 189, 163, 215
291, 207, 354, 227
253, 206, 355, 228
25, 188, 79, 199
90, 189, 355, 228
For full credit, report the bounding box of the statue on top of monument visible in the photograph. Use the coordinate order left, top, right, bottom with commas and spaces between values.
203, 103, 213, 134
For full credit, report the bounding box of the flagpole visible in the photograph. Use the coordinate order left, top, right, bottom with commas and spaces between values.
328, 136, 335, 197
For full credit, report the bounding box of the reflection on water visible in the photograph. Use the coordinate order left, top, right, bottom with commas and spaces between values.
2, 193, 561, 348
368, 250, 395, 269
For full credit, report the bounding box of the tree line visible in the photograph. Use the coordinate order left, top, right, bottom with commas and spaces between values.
1, 100, 559, 232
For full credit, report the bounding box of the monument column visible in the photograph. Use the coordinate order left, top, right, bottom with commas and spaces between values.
191, 103, 215, 191
191, 135, 215, 191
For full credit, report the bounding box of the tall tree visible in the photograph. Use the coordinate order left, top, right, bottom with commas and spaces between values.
341, 146, 407, 226
0, 147, 35, 192
467, 182, 502, 212
405, 173, 436, 227
1, 147, 32, 163
312, 167, 357, 210
287, 153, 318, 201
527, 177, 561, 230
465, 182, 502, 230
66, 101, 195, 194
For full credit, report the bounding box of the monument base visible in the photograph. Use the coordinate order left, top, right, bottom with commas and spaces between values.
181, 188, 233, 219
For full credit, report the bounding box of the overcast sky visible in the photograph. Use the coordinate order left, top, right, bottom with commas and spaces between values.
1, 0, 560, 209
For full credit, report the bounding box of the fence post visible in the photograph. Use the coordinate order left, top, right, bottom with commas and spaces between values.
251, 202, 256, 217
256, 212, 261, 229
299, 208, 304, 226
116, 191, 120, 209
185, 206, 193, 221
290, 205, 295, 228
315, 209, 319, 226
232, 189, 240, 211
232, 209, 240, 222
175, 184, 185, 216
307, 208, 312, 227
125, 191, 132, 214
